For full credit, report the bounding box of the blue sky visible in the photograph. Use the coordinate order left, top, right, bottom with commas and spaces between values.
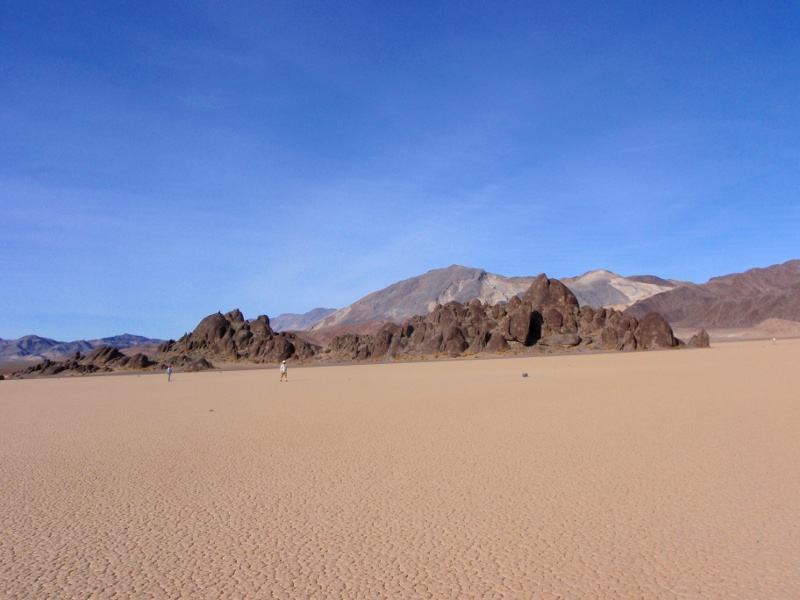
2, 1, 798, 341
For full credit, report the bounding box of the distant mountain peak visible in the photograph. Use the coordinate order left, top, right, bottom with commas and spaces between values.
310, 266, 536, 331
559, 270, 678, 310
271, 308, 337, 332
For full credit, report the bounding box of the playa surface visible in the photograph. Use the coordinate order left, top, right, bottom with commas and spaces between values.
2, 340, 799, 599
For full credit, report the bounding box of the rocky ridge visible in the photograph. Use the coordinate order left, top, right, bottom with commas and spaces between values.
7, 345, 214, 379
325, 275, 694, 361
5, 278, 708, 379
12, 346, 157, 378
156, 309, 319, 365
625, 259, 800, 328
305, 265, 685, 334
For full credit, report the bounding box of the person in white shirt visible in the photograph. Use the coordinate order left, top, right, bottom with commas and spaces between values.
279, 360, 288, 382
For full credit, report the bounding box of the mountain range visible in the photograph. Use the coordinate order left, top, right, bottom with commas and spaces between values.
273, 260, 800, 340
5, 259, 798, 364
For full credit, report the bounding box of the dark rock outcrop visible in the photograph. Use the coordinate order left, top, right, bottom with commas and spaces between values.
686, 330, 711, 349
157, 309, 320, 365
328, 274, 679, 360
120, 353, 155, 369
85, 346, 125, 366
8, 346, 160, 378
184, 358, 214, 372
633, 312, 677, 350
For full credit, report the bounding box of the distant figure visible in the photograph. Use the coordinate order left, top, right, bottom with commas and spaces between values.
279, 360, 288, 382
167, 366, 172, 382
773, 337, 777, 345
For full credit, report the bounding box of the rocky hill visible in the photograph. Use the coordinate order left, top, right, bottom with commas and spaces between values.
5, 280, 708, 379
305, 265, 683, 333
161, 276, 697, 367
324, 274, 704, 361
157, 309, 319, 364
310, 266, 537, 331
11, 346, 157, 377
624, 260, 800, 328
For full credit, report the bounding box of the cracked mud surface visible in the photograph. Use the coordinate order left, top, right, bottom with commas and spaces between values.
2, 340, 799, 598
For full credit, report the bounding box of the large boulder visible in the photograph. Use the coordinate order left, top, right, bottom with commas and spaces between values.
538, 333, 582, 348
184, 358, 214, 372
522, 274, 580, 312
192, 312, 231, 345
634, 312, 676, 350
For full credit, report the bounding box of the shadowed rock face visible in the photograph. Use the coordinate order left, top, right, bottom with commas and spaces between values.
328, 275, 679, 360
183, 358, 214, 372
686, 330, 711, 348
85, 346, 126, 365
158, 309, 320, 364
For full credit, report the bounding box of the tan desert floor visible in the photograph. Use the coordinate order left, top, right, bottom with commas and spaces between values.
2, 340, 799, 599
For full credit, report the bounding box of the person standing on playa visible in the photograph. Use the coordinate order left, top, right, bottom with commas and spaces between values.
279, 360, 288, 382
166, 366, 172, 382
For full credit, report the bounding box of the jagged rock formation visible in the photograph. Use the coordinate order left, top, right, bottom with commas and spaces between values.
3, 282, 703, 378
307, 265, 689, 334
326, 275, 680, 360
157, 309, 319, 364
8, 347, 158, 378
